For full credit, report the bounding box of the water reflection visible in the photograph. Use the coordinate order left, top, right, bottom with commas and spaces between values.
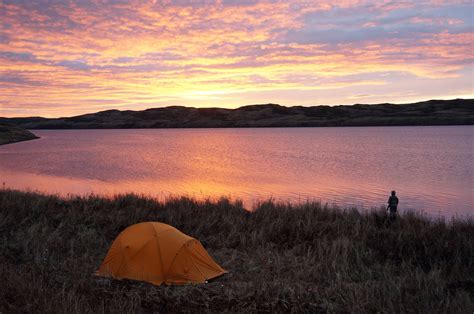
0, 127, 472, 217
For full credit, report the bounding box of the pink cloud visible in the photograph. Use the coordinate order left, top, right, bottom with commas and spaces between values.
0, 0, 472, 117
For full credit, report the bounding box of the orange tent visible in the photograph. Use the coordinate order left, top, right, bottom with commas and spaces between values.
96, 222, 227, 285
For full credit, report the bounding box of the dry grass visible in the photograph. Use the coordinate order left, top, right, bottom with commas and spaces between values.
0, 189, 473, 313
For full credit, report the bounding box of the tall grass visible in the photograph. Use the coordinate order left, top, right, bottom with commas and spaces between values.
0, 189, 472, 313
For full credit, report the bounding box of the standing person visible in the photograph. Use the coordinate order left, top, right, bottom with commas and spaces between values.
387, 190, 399, 222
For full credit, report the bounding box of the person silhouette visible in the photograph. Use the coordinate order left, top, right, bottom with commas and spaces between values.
387, 190, 399, 222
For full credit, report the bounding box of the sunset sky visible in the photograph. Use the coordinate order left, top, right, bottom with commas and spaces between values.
0, 0, 472, 117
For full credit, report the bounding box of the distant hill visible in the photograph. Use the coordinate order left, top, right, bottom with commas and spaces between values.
0, 99, 472, 129
0, 124, 39, 145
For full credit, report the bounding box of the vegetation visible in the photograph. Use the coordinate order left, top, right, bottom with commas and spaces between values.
0, 124, 39, 145
0, 189, 472, 313
0, 99, 472, 129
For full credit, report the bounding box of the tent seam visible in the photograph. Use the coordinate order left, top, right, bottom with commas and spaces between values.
165, 239, 194, 284
188, 240, 208, 281
151, 223, 167, 283
114, 238, 128, 276
124, 237, 156, 264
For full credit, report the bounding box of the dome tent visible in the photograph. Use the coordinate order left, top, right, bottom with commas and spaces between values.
96, 222, 227, 285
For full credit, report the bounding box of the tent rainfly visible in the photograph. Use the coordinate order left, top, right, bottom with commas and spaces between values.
96, 222, 227, 285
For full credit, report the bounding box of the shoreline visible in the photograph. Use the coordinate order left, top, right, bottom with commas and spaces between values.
5, 124, 474, 131
0, 189, 472, 312
0, 124, 40, 146
0, 184, 470, 220
0, 135, 40, 146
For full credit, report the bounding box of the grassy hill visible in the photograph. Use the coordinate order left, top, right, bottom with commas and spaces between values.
0, 190, 472, 312
0, 124, 39, 145
1, 99, 472, 129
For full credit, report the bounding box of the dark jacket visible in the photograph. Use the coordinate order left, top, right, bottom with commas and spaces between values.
388, 195, 399, 209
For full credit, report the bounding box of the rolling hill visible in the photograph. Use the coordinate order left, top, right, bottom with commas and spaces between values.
1, 99, 472, 129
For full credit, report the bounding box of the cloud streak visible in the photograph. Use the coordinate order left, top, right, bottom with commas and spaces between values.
0, 0, 472, 116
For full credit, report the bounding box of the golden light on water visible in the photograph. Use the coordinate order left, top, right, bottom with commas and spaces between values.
0, 128, 472, 216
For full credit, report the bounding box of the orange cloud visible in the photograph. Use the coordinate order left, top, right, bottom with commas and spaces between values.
0, 1, 472, 117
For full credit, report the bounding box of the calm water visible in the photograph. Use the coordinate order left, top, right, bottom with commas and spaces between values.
0, 127, 472, 217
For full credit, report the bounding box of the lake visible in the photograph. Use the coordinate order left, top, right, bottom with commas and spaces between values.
0, 126, 472, 218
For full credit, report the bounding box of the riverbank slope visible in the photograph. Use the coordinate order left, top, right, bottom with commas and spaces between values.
0, 124, 39, 145
0, 190, 472, 312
